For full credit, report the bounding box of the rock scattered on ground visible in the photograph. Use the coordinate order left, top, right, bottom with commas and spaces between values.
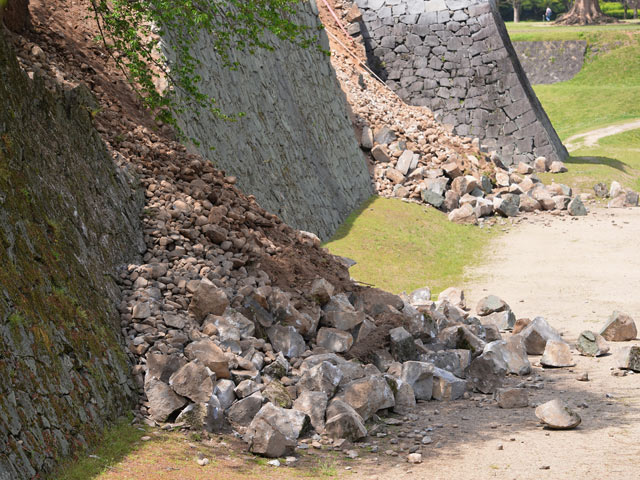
535, 399, 582, 430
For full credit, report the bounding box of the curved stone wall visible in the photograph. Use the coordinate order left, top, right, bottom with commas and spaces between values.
173, 0, 372, 241
353, 0, 568, 165
514, 40, 586, 85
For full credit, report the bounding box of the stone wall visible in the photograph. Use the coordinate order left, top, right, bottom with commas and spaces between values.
514, 40, 586, 85
173, 0, 372, 241
353, 0, 568, 165
0, 31, 144, 479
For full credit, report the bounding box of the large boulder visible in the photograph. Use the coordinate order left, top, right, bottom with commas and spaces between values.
188, 279, 229, 322
145, 378, 188, 422
384, 375, 416, 413
480, 310, 516, 331
316, 327, 353, 353
226, 392, 264, 426
214, 379, 236, 410
244, 403, 309, 457
184, 338, 230, 379
325, 411, 367, 441
535, 399, 581, 430
401, 361, 434, 400
389, 326, 417, 362
168, 361, 214, 403
600, 311, 637, 341
297, 361, 343, 396
466, 351, 507, 394
267, 325, 306, 358
520, 317, 565, 355
293, 391, 328, 432
420, 349, 471, 378
145, 353, 186, 384
484, 336, 531, 376
206, 310, 255, 341
310, 278, 335, 305
431, 367, 466, 401
322, 293, 365, 331
337, 375, 395, 421
438, 325, 486, 357
176, 398, 225, 432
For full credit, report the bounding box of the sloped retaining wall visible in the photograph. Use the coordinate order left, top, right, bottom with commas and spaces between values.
0, 31, 144, 479
353, 0, 568, 165
513, 40, 587, 85
174, 0, 372, 241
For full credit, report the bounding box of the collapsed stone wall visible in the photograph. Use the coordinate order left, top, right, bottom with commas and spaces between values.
173, 0, 372, 241
352, 0, 568, 165
513, 40, 586, 85
0, 31, 144, 479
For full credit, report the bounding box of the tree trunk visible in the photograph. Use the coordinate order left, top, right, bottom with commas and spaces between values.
555, 0, 617, 24
1, 0, 30, 33
513, 3, 520, 22
634, 0, 638, 19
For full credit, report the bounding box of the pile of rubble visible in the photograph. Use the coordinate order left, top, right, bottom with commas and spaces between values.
323, 13, 588, 225
594, 180, 640, 208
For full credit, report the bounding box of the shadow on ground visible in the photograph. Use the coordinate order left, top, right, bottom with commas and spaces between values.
565, 155, 629, 172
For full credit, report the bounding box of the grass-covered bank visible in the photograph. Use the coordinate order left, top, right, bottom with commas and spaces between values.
534, 43, 640, 139
324, 196, 497, 296
507, 21, 640, 192
538, 129, 640, 191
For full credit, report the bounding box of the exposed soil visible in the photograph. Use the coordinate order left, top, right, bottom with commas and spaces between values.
564, 119, 640, 151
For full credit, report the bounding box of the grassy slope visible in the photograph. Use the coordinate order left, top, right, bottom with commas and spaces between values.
538, 129, 640, 191
507, 21, 640, 191
324, 197, 496, 295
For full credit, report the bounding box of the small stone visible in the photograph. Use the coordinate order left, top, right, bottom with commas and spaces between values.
407, 453, 422, 464
520, 317, 565, 355
476, 295, 509, 316
421, 435, 432, 444
495, 388, 528, 408
600, 311, 637, 342
576, 330, 609, 357
268, 459, 281, 467
141, 436, 151, 441
535, 399, 581, 429
197, 457, 210, 466
577, 372, 589, 382
541, 341, 575, 368
568, 196, 587, 216
615, 345, 640, 372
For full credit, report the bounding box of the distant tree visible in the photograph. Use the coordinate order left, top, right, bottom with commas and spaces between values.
555, 0, 617, 23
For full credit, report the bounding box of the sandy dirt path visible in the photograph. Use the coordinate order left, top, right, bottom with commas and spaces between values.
347, 208, 640, 480
564, 119, 640, 151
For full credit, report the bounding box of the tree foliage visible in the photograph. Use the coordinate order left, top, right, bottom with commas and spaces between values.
89, 0, 320, 136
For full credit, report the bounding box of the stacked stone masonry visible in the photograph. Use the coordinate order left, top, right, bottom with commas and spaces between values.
353, 0, 568, 165
513, 41, 586, 85
173, 0, 372, 241
0, 31, 144, 479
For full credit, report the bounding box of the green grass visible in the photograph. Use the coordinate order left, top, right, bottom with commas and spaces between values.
534, 43, 640, 139
53, 418, 147, 480
324, 196, 496, 296
506, 19, 640, 42
538, 128, 640, 191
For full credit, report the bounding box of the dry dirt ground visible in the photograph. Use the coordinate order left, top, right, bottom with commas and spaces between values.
564, 119, 640, 151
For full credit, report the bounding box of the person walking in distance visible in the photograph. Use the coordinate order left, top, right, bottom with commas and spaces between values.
545, 6, 553, 21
